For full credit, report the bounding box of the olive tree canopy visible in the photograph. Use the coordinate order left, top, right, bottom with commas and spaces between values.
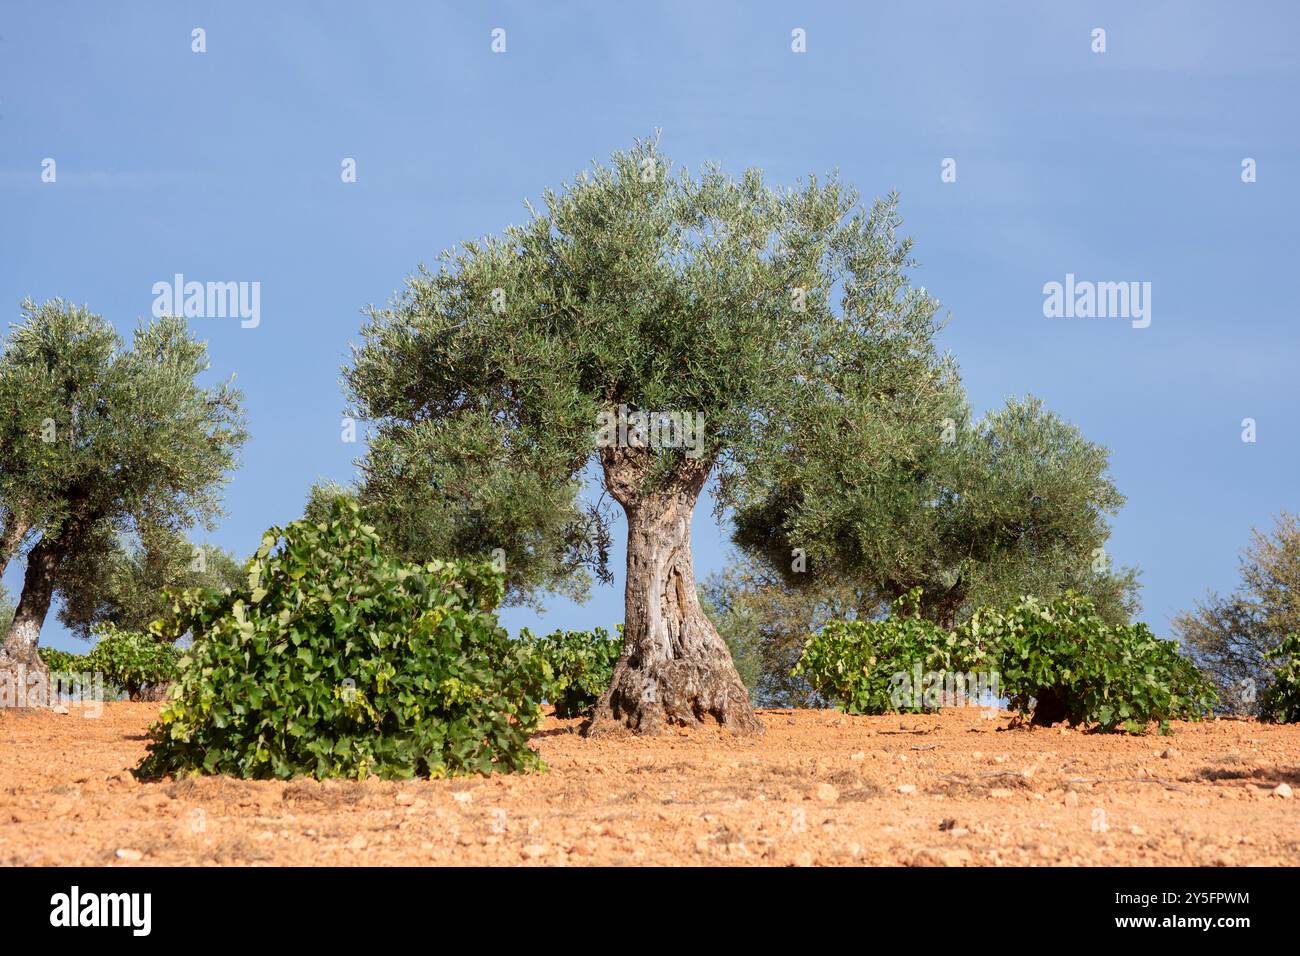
346, 138, 954, 735
0, 299, 246, 686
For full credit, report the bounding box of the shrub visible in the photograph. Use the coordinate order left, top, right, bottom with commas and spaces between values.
136, 499, 550, 780
1259, 633, 1300, 723
797, 590, 1217, 732
794, 591, 989, 715
520, 626, 622, 717
85, 624, 180, 700
975, 593, 1216, 733
37, 647, 91, 674
37, 646, 104, 701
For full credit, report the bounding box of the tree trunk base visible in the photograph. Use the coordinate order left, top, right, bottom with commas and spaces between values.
0, 652, 52, 710
586, 656, 764, 737
3, 533, 63, 708
591, 446, 764, 738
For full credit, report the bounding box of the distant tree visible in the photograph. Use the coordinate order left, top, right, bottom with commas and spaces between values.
696, 577, 765, 706
732, 394, 1139, 630
1174, 511, 1300, 713
55, 522, 244, 640
931, 397, 1139, 625
345, 138, 952, 735
0, 299, 246, 685
701, 555, 876, 708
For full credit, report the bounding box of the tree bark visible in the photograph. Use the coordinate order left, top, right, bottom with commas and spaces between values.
587, 446, 762, 736
0, 533, 65, 700
0, 509, 31, 579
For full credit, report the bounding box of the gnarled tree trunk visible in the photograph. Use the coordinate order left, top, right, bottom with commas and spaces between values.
587, 446, 762, 736
0, 509, 31, 579
0, 533, 63, 706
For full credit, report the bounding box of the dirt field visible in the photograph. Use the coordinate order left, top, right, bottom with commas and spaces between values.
1, 702, 1296, 866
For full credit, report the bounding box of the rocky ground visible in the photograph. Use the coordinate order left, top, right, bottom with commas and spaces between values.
1, 702, 1296, 866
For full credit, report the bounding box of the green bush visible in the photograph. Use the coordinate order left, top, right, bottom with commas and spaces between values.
974, 593, 1216, 734
38, 647, 91, 674
39, 631, 177, 700
794, 591, 989, 715
520, 626, 622, 717
1259, 633, 1300, 723
85, 624, 180, 700
136, 499, 550, 780
797, 590, 1216, 732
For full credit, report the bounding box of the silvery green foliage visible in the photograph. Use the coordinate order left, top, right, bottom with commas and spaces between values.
55, 524, 244, 640
0, 298, 246, 661
733, 393, 1139, 629
0, 299, 246, 549
1176, 512, 1300, 715
344, 136, 949, 606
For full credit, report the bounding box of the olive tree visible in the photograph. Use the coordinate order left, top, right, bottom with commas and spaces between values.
1175, 511, 1300, 713
55, 522, 244, 640
346, 138, 951, 735
733, 393, 1139, 630
0, 299, 246, 685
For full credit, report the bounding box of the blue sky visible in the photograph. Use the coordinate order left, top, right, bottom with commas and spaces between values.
3, 1, 1297, 652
